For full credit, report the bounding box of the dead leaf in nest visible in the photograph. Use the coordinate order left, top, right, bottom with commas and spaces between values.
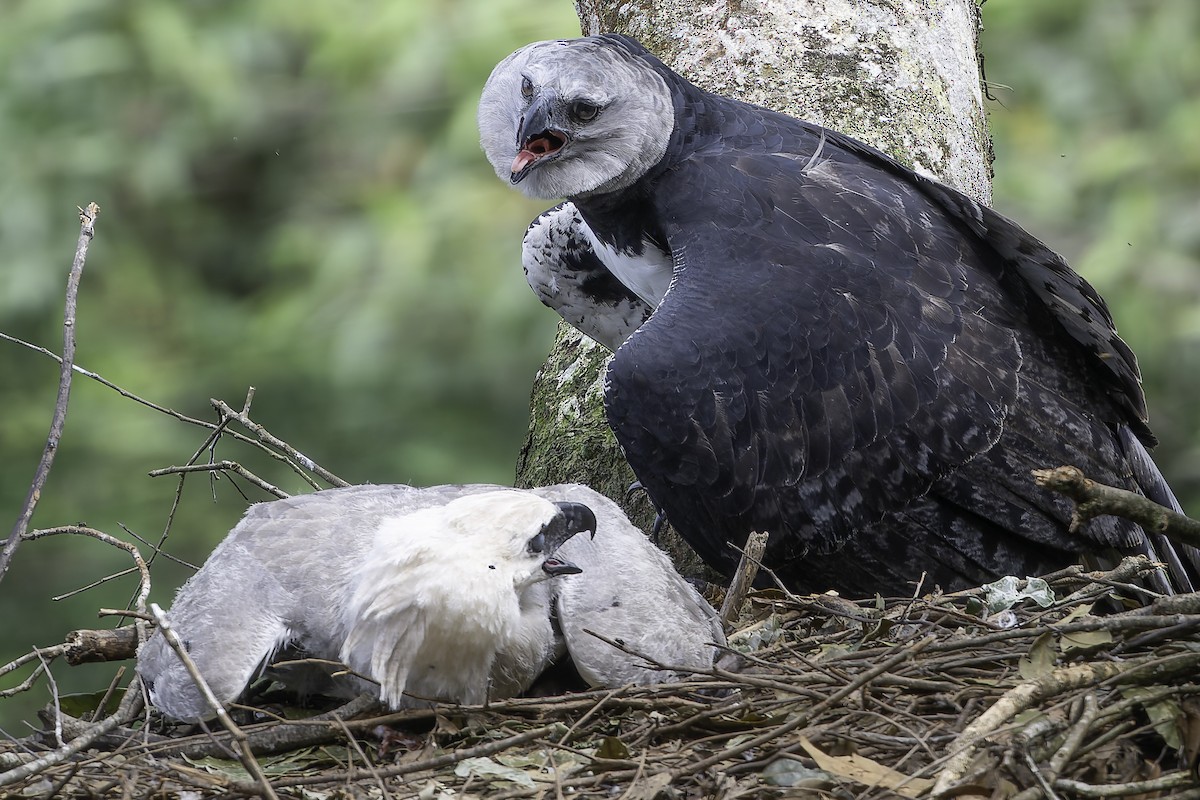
704, 711, 787, 731
454, 755, 537, 789
597, 735, 630, 760
1183, 697, 1200, 776
1122, 688, 1184, 750
620, 771, 673, 800
1018, 632, 1055, 680
1058, 628, 1113, 653
433, 713, 460, 736
797, 736, 933, 797
182, 747, 348, 780
760, 756, 832, 788
1059, 602, 1094, 623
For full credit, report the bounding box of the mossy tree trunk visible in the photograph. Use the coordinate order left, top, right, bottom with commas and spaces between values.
515, 0, 992, 577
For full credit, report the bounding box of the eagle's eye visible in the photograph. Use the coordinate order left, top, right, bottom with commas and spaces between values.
520, 76, 534, 98
527, 531, 546, 554
570, 100, 600, 122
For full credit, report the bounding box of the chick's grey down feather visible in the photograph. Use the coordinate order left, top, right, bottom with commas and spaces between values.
478, 34, 1199, 596
136, 484, 725, 722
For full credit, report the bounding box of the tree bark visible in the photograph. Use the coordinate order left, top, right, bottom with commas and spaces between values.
515, 0, 991, 576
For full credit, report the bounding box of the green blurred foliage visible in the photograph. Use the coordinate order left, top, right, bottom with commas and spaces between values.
980, 0, 1200, 491
1, 0, 1197, 732
0, 0, 582, 731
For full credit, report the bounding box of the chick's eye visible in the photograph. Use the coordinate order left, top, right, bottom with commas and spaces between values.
571, 100, 600, 122
527, 532, 546, 554
520, 77, 534, 98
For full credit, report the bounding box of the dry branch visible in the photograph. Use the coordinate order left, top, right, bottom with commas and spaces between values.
1034, 465, 1200, 548
719, 531, 769, 629
63, 627, 139, 666
0, 203, 100, 585
211, 397, 350, 489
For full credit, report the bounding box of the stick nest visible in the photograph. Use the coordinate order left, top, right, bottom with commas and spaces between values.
3, 559, 1199, 799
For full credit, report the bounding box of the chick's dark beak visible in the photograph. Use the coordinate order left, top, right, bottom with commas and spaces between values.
511, 96, 569, 182
537, 501, 595, 578
542, 556, 583, 577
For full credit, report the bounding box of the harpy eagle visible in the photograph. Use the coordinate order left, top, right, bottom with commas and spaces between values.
478, 34, 1200, 597
136, 484, 725, 722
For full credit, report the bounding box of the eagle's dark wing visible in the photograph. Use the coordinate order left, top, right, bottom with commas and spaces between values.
605, 144, 1023, 571
603, 133, 1167, 584
828, 131, 1151, 437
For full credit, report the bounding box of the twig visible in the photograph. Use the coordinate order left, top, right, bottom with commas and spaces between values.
1034, 466, 1200, 548
35, 650, 64, 748
1, 645, 68, 680
719, 531, 769, 630
331, 713, 393, 800
0, 202, 99, 585
672, 635, 936, 779
0, 662, 49, 699
21, 527, 151, 618
52, 566, 138, 602
0, 680, 140, 787
932, 650, 1200, 796
148, 603, 280, 800
933, 662, 1125, 795
1054, 771, 1197, 797
228, 723, 564, 792
148, 460, 288, 499
211, 398, 350, 488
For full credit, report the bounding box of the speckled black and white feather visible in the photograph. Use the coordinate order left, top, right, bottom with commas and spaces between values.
480, 34, 1196, 596
523, 203, 652, 350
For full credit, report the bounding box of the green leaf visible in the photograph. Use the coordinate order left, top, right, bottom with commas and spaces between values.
58, 689, 124, 719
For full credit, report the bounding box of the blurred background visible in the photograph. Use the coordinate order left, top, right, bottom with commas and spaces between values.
1, 0, 1197, 731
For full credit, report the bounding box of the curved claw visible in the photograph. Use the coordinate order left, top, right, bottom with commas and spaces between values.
624, 481, 669, 542
649, 509, 669, 544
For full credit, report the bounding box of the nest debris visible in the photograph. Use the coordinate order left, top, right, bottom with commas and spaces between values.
2, 558, 1199, 799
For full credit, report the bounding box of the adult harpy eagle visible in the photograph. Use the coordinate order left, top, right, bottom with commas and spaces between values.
478, 34, 1200, 597
137, 484, 725, 722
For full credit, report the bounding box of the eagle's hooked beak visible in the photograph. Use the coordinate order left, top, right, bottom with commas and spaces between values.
553, 501, 597, 542
512, 96, 569, 183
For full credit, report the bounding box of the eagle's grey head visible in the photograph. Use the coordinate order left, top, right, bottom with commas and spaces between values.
478, 37, 674, 200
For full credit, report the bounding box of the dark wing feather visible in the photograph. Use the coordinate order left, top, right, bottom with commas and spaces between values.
604, 146, 1023, 574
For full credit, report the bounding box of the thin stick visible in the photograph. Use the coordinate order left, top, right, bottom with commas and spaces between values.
0, 202, 99, 585
672, 635, 936, 779
331, 713, 393, 800
22, 526, 151, 617
148, 460, 288, 499
719, 531, 768, 629
229, 723, 564, 792
0, 685, 140, 787
148, 603, 280, 800
211, 398, 350, 488
35, 649, 64, 748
